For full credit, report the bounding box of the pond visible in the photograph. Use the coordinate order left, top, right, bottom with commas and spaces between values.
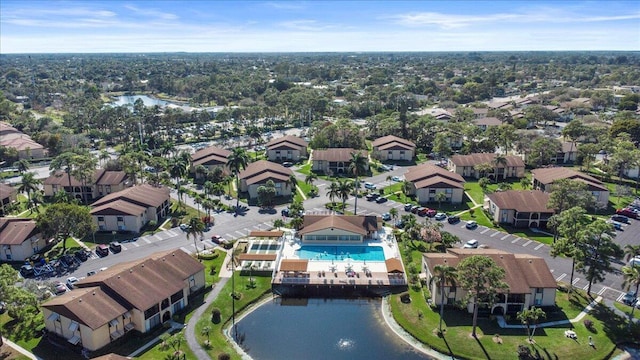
235, 298, 432, 360
110, 94, 170, 107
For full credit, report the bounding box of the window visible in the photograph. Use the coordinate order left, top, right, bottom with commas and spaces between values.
445, 188, 452, 194
144, 304, 159, 320
536, 288, 543, 294
98, 217, 105, 222
171, 290, 184, 303
117, 216, 124, 222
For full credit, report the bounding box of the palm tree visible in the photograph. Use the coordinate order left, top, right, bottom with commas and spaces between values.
624, 244, 640, 262
493, 154, 508, 180
401, 180, 413, 202
520, 176, 531, 190
18, 172, 41, 209
337, 179, 354, 213
435, 192, 447, 209
429, 264, 457, 333
227, 148, 249, 213
195, 165, 208, 182
621, 264, 640, 328
169, 156, 188, 206
326, 181, 340, 205
348, 151, 368, 215
71, 155, 97, 204
186, 217, 206, 258
29, 191, 44, 213
389, 208, 399, 222
288, 174, 298, 200
305, 173, 318, 187
50, 151, 78, 193
517, 307, 546, 343
194, 194, 203, 217
13, 159, 30, 175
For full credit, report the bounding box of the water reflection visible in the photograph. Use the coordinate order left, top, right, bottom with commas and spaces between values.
236, 298, 432, 360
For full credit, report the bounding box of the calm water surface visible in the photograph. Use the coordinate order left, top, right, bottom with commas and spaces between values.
236, 298, 431, 360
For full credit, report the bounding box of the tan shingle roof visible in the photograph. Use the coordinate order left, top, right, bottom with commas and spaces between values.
561, 141, 577, 153
449, 153, 524, 168
405, 164, 464, 183
486, 190, 553, 213
474, 117, 502, 127
249, 230, 284, 238
90, 199, 146, 216
299, 215, 378, 235
42, 287, 128, 330
414, 176, 464, 190
91, 184, 170, 209
531, 167, 606, 190
279, 259, 308, 272
0, 217, 39, 245
239, 160, 293, 185
312, 148, 368, 162
385, 258, 404, 273
191, 146, 231, 165
371, 135, 416, 150
0, 183, 16, 200
423, 248, 556, 293
0, 134, 44, 151
265, 135, 308, 150
44, 169, 127, 187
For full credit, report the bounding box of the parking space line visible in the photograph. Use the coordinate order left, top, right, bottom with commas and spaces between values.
130, 242, 140, 247
481, 228, 490, 234
597, 287, 607, 295
572, 278, 580, 285
202, 240, 214, 248
617, 293, 626, 302
500, 234, 510, 240
120, 244, 128, 251
226, 233, 235, 239
235, 231, 245, 237
522, 240, 532, 247
167, 230, 178, 237
556, 273, 567, 281
154, 234, 163, 241
534, 243, 544, 250
180, 246, 192, 254
582, 284, 589, 290
144, 237, 153, 244
511, 237, 521, 243
392, 203, 403, 209
490, 232, 500, 237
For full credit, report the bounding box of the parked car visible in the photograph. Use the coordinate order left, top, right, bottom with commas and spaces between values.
109, 241, 122, 253
411, 206, 421, 214
629, 256, 640, 267
391, 176, 402, 182
434, 213, 447, 221
179, 223, 190, 231
611, 214, 630, 224
96, 244, 109, 257
381, 213, 391, 221
364, 182, 376, 190
463, 239, 479, 249
211, 235, 225, 244
66, 277, 79, 289
282, 161, 293, 167
417, 207, 428, 216
394, 220, 405, 229
281, 208, 291, 217
616, 208, 638, 219
622, 291, 637, 305
20, 264, 35, 278
74, 250, 89, 262
54, 282, 68, 295
404, 203, 413, 211
465, 221, 478, 229
366, 193, 379, 201
425, 209, 437, 217
447, 215, 460, 224
606, 220, 623, 231
375, 196, 388, 203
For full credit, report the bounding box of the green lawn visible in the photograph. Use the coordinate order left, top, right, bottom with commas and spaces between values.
459, 208, 493, 228
464, 181, 484, 205
296, 163, 312, 176
613, 302, 640, 320
45, 237, 83, 258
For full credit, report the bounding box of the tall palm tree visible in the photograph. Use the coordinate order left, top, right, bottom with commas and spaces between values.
389, 208, 399, 222
493, 155, 508, 180
71, 155, 97, 204
435, 192, 447, 209
50, 151, 78, 194
401, 180, 413, 202
288, 174, 298, 200
624, 244, 640, 262
186, 217, 206, 258
348, 151, 368, 215
99, 150, 111, 166
621, 264, 640, 328
305, 173, 318, 187
168, 156, 188, 206
337, 179, 354, 213
227, 148, 249, 213
18, 172, 41, 209
429, 264, 457, 333
326, 181, 340, 205
13, 159, 30, 175
29, 190, 44, 213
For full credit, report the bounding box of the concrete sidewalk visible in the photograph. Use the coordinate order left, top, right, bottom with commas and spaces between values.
496, 296, 602, 329
1, 337, 39, 360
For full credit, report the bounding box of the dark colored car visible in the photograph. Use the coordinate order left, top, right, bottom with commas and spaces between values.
611, 214, 630, 224
282, 162, 293, 167
394, 220, 405, 229
74, 250, 89, 262
20, 264, 35, 278
616, 208, 638, 219
447, 215, 461, 224
211, 235, 224, 244
366, 193, 379, 201
109, 241, 122, 253
411, 206, 421, 214
375, 196, 388, 203
96, 244, 109, 257
281, 208, 290, 217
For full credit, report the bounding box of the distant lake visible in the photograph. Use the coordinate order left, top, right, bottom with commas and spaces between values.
110, 94, 170, 107
235, 298, 431, 360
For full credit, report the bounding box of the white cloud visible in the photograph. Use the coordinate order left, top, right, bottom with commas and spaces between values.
278, 19, 339, 31
264, 2, 307, 10
122, 4, 179, 20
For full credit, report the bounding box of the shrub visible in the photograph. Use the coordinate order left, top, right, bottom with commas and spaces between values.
400, 292, 411, 303
218, 353, 231, 360
211, 308, 221, 324
584, 319, 594, 330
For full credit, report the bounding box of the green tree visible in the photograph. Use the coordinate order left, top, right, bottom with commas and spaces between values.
578, 143, 600, 172
429, 264, 457, 333
36, 203, 95, 253
13, 159, 30, 175
288, 174, 298, 200
389, 207, 399, 222
305, 173, 318, 187
348, 151, 368, 215
49, 151, 79, 192
527, 137, 562, 167
337, 179, 354, 213
257, 180, 277, 208
186, 217, 205, 258
517, 307, 546, 343
435, 192, 447, 209
577, 220, 620, 294
547, 179, 594, 213
478, 177, 491, 193
227, 148, 249, 213
550, 206, 590, 292
456, 255, 508, 338
168, 156, 188, 207
17, 172, 41, 209
401, 180, 412, 202
326, 181, 339, 205
621, 263, 640, 327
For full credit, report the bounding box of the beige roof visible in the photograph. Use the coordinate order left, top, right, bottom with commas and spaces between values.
423, 248, 556, 294
449, 153, 525, 168
414, 176, 464, 190
191, 146, 231, 167
90, 199, 146, 216
44, 169, 127, 187
561, 141, 577, 153
299, 215, 378, 235
265, 135, 308, 150
371, 135, 416, 151
312, 148, 368, 162
0, 217, 39, 245
75, 249, 204, 311
486, 190, 554, 213
279, 259, 309, 272
238, 253, 278, 261
91, 184, 170, 209
42, 286, 128, 330
474, 117, 502, 127
92, 354, 131, 360
0, 183, 16, 200
405, 164, 464, 184
249, 230, 284, 238
531, 167, 606, 191
239, 160, 293, 185
0, 133, 44, 151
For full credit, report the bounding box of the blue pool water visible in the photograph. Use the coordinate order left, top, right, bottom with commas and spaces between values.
297, 246, 385, 261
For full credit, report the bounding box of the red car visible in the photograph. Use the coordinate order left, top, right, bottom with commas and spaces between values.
426, 209, 437, 217
211, 235, 224, 244
616, 208, 638, 219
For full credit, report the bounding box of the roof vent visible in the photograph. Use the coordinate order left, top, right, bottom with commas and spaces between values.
141, 264, 144, 268
117, 275, 120, 279
79, 299, 82, 303
529, 259, 532, 263
93, 292, 96, 296
130, 269, 133, 273
500, 255, 503, 259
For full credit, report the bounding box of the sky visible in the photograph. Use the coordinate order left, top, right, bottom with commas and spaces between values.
1, 1, 639, 53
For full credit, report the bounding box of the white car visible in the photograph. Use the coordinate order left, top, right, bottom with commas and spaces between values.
66, 277, 79, 289
629, 256, 640, 268
364, 182, 376, 190
463, 239, 479, 249
434, 213, 446, 221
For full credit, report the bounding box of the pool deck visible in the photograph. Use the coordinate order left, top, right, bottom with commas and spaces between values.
272, 228, 407, 287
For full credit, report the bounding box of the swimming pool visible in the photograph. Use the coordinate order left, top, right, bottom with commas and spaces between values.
297, 246, 385, 261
